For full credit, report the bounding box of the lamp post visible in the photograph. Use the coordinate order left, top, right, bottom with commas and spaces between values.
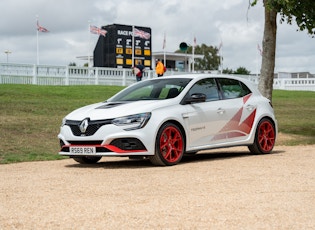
4, 50, 11, 63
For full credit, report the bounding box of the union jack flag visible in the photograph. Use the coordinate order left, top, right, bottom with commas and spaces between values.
90, 25, 107, 37
134, 28, 150, 40
37, 21, 49, 32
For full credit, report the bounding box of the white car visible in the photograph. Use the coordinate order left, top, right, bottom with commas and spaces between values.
58, 74, 277, 166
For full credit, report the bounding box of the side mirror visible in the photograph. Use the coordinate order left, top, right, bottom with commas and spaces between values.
184, 93, 206, 104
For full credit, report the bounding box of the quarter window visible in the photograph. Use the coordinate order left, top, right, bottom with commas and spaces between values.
217, 78, 251, 99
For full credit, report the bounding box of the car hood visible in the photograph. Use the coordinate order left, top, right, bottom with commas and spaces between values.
65, 100, 175, 121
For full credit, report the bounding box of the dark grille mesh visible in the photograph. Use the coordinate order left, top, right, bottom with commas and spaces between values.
65, 119, 112, 136
68, 140, 103, 145
110, 138, 146, 151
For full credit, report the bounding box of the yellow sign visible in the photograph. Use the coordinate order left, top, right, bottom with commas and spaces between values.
126, 59, 132, 65
116, 47, 123, 54
126, 48, 132, 54
144, 60, 151, 66
144, 50, 151, 56
116, 58, 123, 64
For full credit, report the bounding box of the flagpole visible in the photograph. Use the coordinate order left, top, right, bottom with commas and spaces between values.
132, 26, 135, 67
36, 15, 39, 65
220, 40, 223, 74
163, 32, 166, 66
163, 50, 166, 66
88, 21, 91, 68
220, 48, 223, 74
192, 35, 195, 73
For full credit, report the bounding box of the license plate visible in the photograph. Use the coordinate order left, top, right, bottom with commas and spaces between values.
69, 146, 96, 155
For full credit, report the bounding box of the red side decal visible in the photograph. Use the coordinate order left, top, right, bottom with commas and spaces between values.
243, 93, 252, 104
239, 109, 256, 134
212, 94, 256, 141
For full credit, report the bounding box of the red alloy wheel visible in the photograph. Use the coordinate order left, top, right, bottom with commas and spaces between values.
159, 125, 184, 163
257, 120, 275, 152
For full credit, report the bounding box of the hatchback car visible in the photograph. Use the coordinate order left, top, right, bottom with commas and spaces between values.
58, 74, 277, 166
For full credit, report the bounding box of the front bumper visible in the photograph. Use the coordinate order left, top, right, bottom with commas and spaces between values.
58, 123, 154, 156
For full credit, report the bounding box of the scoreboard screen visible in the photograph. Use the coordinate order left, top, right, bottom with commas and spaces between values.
93, 24, 152, 68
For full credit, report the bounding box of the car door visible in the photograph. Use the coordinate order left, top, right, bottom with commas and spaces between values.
182, 78, 225, 148
211, 78, 256, 143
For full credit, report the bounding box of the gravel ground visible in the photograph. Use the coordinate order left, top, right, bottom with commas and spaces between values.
1, 144, 314, 229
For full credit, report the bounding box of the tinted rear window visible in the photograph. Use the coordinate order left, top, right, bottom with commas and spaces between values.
217, 78, 251, 99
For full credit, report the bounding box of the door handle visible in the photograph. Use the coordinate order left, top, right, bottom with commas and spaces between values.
246, 104, 255, 111
182, 111, 198, 118
217, 108, 225, 115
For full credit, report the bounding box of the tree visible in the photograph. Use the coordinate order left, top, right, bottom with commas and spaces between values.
234, 66, 251, 75
223, 68, 234, 74
251, 0, 315, 101
222, 67, 251, 75
175, 44, 221, 71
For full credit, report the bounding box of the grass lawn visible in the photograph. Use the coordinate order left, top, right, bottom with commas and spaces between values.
272, 90, 315, 144
0, 84, 314, 164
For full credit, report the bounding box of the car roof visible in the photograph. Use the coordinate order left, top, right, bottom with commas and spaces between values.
151, 74, 260, 94
155, 73, 252, 83
156, 73, 243, 79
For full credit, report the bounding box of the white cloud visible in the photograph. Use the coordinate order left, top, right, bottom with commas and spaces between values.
0, 0, 314, 73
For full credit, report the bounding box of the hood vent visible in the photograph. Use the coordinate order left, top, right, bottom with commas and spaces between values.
96, 102, 126, 109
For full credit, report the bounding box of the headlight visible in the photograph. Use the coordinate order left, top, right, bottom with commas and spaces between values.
61, 117, 66, 126
112, 112, 151, 130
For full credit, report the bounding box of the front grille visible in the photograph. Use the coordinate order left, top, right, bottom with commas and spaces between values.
67, 140, 103, 145
65, 119, 112, 136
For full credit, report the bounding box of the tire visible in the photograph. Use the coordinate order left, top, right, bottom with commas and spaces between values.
72, 156, 102, 164
248, 118, 276, 154
149, 122, 185, 166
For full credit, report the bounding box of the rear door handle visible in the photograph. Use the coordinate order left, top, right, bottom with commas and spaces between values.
246, 104, 255, 111
217, 108, 225, 115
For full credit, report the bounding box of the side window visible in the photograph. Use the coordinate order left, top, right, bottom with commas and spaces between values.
217, 78, 252, 99
159, 85, 181, 99
239, 82, 252, 97
188, 78, 219, 101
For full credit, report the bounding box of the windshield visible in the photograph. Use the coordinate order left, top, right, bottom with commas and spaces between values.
108, 78, 192, 102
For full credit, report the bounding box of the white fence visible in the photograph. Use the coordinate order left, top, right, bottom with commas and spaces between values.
1, 63, 315, 91
0, 63, 148, 86
273, 78, 315, 91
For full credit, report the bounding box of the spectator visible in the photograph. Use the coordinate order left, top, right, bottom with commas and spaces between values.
155, 59, 165, 77
133, 64, 145, 81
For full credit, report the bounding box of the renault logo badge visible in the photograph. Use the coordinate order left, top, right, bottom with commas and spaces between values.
79, 119, 89, 133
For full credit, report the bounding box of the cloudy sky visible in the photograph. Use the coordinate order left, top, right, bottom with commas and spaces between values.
1, 0, 314, 74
